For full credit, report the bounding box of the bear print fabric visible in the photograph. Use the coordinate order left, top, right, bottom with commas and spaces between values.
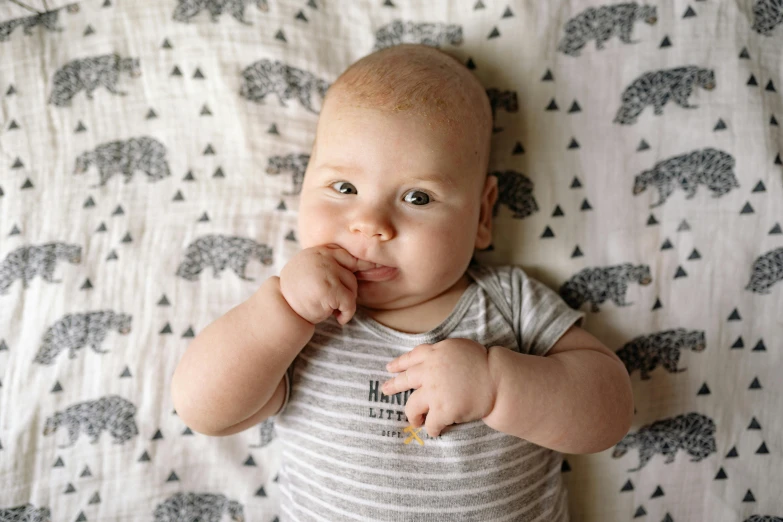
0, 0, 781, 521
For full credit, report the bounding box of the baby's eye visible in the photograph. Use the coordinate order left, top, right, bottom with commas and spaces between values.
331, 181, 357, 195
404, 189, 432, 206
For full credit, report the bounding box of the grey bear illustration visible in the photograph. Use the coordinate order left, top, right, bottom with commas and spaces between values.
0, 504, 51, 522
612, 412, 717, 471
153, 493, 244, 522
633, 148, 739, 207
176, 235, 274, 281
744, 517, 783, 522
33, 310, 132, 365
559, 263, 653, 312
49, 53, 141, 106
558, 2, 658, 57
43, 395, 139, 448
746, 247, 783, 294
249, 418, 276, 448
491, 170, 539, 219
0, 4, 79, 42
485, 88, 519, 133
239, 59, 330, 114
751, 0, 783, 35
173, 0, 268, 24
373, 20, 463, 50
614, 66, 716, 124
74, 136, 170, 187
616, 329, 706, 380
266, 153, 310, 195
0, 242, 81, 295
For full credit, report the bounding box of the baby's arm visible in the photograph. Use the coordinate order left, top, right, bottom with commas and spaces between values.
171, 276, 314, 436
482, 325, 634, 454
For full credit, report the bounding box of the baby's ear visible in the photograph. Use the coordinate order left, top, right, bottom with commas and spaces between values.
475, 174, 497, 250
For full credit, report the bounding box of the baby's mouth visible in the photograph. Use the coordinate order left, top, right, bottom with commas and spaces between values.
355, 265, 398, 282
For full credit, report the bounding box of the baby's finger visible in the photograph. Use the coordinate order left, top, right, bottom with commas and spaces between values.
323, 244, 376, 272
333, 284, 357, 325
337, 267, 358, 298
404, 388, 429, 429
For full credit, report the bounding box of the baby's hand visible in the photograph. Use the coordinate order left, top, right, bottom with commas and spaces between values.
382, 338, 496, 438
280, 244, 376, 326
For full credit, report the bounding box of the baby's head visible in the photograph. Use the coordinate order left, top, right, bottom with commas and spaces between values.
298, 43, 497, 312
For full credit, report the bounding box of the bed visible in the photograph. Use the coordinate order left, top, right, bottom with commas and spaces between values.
1, 0, 781, 520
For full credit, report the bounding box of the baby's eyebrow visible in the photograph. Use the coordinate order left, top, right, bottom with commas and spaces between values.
316, 163, 455, 188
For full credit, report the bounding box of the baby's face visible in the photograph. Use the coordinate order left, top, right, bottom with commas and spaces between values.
297, 95, 492, 312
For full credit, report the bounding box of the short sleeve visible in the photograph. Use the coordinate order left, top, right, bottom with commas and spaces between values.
502, 265, 586, 357
273, 358, 296, 417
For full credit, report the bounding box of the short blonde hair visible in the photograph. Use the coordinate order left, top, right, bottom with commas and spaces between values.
323, 44, 493, 178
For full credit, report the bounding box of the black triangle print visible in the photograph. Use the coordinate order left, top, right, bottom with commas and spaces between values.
541, 69, 553, 81
541, 226, 555, 238
739, 47, 750, 59
752, 339, 766, 351
6, 85, 16, 96
200, 104, 212, 116
166, 471, 179, 482
674, 266, 687, 278
121, 232, 132, 243
0, 186, 4, 198
552, 205, 564, 217
512, 142, 525, 154
545, 99, 558, 111
268, 123, 279, 134
502, 6, 514, 17
568, 100, 581, 113
54, 456, 65, 467
65, 483, 76, 493
9, 224, 21, 235
677, 219, 690, 231
173, 190, 184, 201
52, 381, 63, 393
713, 118, 726, 130
647, 214, 659, 226
203, 144, 215, 155
75, 121, 87, 132
714, 467, 728, 479
749, 377, 761, 389
731, 336, 744, 349
561, 459, 571, 472
96, 222, 107, 233
160, 323, 173, 334
747, 74, 758, 86
752, 180, 766, 192
89, 492, 101, 504
11, 157, 24, 169
146, 109, 157, 119
138, 450, 150, 461
580, 199, 592, 210
182, 427, 193, 435
20, 179, 33, 190
83, 25, 95, 36
652, 297, 662, 310
634, 506, 647, 517
182, 327, 195, 338
275, 30, 287, 42
74, 511, 86, 522
171, 66, 182, 76
184, 170, 195, 181
621, 479, 634, 492
474, 0, 485, 9
84, 196, 95, 208
277, 200, 287, 210
683, 5, 696, 17
688, 248, 701, 260
567, 138, 579, 149
120, 366, 132, 378
697, 383, 710, 395
651, 486, 664, 498
158, 295, 170, 306
726, 446, 738, 457
113, 205, 124, 216
103, 0, 112, 6
296, 10, 308, 21
488, 27, 500, 39
765, 80, 776, 92
748, 417, 761, 429
256, 486, 268, 497
152, 429, 164, 440
769, 223, 782, 234
661, 238, 673, 250
162, 38, 172, 49
727, 308, 741, 321
285, 230, 297, 241
771, 115, 778, 126
198, 212, 210, 222
8, 120, 19, 130
383, 0, 394, 6
193, 68, 205, 79
80, 279, 93, 290
756, 441, 769, 454
742, 490, 755, 502
81, 466, 92, 477
466, 57, 476, 70
244, 455, 257, 466
660, 36, 671, 47
213, 167, 225, 178
776, 153, 782, 165
740, 202, 754, 214
571, 245, 583, 258
571, 176, 582, 188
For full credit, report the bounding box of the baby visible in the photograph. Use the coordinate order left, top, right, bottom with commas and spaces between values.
171, 44, 634, 521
